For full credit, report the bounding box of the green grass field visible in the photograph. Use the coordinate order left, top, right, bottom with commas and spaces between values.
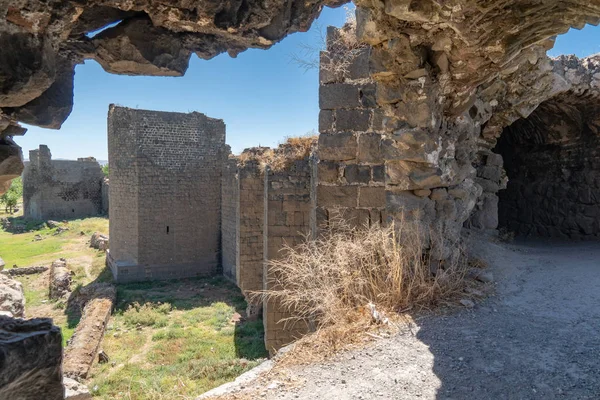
0, 214, 268, 399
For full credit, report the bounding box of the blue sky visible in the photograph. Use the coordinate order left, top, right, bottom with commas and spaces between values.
18, 10, 600, 160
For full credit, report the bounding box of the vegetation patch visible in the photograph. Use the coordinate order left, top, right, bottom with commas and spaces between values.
1, 213, 267, 399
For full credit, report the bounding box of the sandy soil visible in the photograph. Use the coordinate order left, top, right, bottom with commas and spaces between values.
213, 237, 600, 400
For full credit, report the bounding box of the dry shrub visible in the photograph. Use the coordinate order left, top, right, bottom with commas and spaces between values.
291, 5, 367, 76
260, 214, 469, 332
238, 135, 317, 172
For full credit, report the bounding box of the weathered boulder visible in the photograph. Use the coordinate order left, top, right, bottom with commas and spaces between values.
90, 232, 109, 251
49, 258, 71, 300
0, 274, 25, 318
63, 377, 92, 400
0, 317, 64, 400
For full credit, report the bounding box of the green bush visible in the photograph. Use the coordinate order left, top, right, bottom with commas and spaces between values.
1, 177, 22, 213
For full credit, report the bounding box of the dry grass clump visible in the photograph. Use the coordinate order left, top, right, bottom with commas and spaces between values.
260, 215, 469, 334
291, 5, 367, 76
238, 135, 317, 172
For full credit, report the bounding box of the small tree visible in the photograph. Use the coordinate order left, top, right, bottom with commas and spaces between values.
102, 164, 109, 177
0, 177, 22, 214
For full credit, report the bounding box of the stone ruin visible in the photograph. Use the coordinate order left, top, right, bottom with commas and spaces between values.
107, 105, 226, 281
1, 0, 600, 398
23, 145, 108, 221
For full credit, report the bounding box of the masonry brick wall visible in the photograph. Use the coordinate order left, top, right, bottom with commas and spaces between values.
237, 162, 265, 294
317, 27, 386, 229
221, 158, 239, 282
263, 159, 312, 355
22, 145, 105, 221
107, 105, 226, 282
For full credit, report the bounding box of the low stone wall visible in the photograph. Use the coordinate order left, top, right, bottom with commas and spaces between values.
0, 317, 64, 400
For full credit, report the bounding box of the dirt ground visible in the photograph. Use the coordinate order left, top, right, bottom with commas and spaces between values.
215, 236, 600, 400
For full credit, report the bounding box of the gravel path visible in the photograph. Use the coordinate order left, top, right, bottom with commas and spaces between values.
247, 238, 600, 400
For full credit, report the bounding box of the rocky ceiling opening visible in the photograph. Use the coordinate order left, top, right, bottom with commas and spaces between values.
495, 91, 600, 239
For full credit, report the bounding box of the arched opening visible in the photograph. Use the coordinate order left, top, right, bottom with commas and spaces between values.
495, 89, 600, 239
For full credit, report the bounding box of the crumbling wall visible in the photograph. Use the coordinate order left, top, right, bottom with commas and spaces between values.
317, 26, 386, 229
263, 159, 313, 354
22, 145, 106, 221
107, 105, 226, 282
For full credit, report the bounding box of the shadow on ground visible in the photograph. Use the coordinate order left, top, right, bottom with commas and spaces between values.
416, 238, 600, 400
70, 268, 268, 360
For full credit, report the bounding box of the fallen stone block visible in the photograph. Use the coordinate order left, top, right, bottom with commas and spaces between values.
1, 265, 48, 277
63, 283, 116, 379
0, 317, 64, 400
0, 274, 25, 317
90, 232, 109, 251
63, 377, 91, 400
49, 258, 71, 300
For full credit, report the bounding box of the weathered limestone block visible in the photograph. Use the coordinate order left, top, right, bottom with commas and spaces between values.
63, 377, 92, 400
90, 232, 109, 251
0, 317, 64, 400
49, 258, 71, 300
0, 274, 26, 318
63, 283, 116, 379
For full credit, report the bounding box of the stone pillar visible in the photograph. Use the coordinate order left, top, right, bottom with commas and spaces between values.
317, 26, 386, 229
263, 159, 312, 355
237, 161, 265, 294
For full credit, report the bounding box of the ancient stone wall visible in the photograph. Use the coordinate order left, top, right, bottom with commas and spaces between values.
497, 89, 600, 239
263, 159, 313, 354
107, 106, 226, 282
238, 161, 266, 294
317, 26, 386, 229
22, 145, 106, 221
221, 157, 239, 282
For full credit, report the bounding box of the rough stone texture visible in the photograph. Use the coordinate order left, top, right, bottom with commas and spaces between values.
63, 283, 116, 379
107, 106, 226, 282
0, 0, 348, 191
63, 377, 92, 400
101, 178, 109, 215
90, 232, 109, 251
49, 258, 71, 300
0, 317, 64, 400
496, 58, 600, 239
317, 26, 386, 231
0, 137, 24, 195
22, 145, 106, 221
0, 274, 25, 318
263, 159, 313, 355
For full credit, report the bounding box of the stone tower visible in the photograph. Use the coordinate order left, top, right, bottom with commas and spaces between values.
106, 105, 226, 282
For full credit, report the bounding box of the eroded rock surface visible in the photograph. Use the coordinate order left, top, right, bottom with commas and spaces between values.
0, 317, 64, 400
49, 258, 71, 300
0, 274, 25, 318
